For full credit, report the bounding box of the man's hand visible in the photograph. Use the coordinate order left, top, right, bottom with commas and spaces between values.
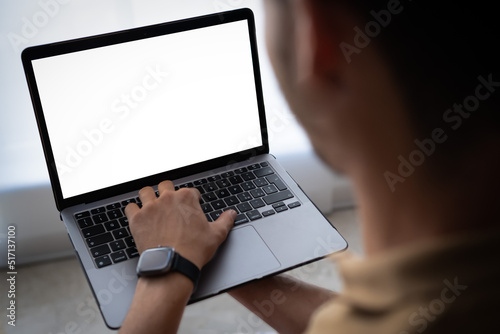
125, 180, 236, 270
119, 181, 235, 334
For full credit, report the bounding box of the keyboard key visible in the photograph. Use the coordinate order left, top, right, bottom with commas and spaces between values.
124, 236, 135, 247
207, 175, 221, 182
112, 228, 129, 239
288, 201, 301, 209
224, 196, 240, 206
254, 167, 274, 177
250, 188, 265, 198
216, 179, 231, 188
195, 186, 206, 194
106, 203, 121, 210
179, 182, 194, 188
212, 200, 226, 210
77, 217, 93, 228
201, 203, 213, 213
235, 167, 248, 174
90, 207, 105, 215
215, 189, 231, 198
110, 240, 126, 251
229, 176, 244, 185
104, 220, 120, 231
246, 210, 262, 221
202, 192, 217, 202
266, 175, 288, 191
92, 213, 108, 224
248, 164, 261, 170
241, 172, 256, 181
82, 224, 105, 238
272, 202, 285, 209
203, 182, 218, 192
263, 190, 294, 205
90, 244, 111, 258
126, 247, 139, 258
241, 182, 256, 191
262, 210, 275, 217
260, 162, 269, 167
250, 199, 265, 209
221, 171, 234, 178
210, 210, 223, 221
75, 211, 90, 219
121, 199, 136, 206
119, 217, 129, 227
275, 206, 289, 213
86, 232, 113, 248
223, 206, 238, 213
263, 185, 278, 195
193, 179, 207, 186
237, 202, 253, 213
107, 209, 123, 220
205, 214, 213, 222
228, 185, 244, 194
95, 255, 112, 268
237, 192, 253, 202
111, 251, 128, 263
253, 178, 268, 187
234, 214, 249, 226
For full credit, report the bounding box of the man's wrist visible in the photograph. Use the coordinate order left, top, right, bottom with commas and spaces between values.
136, 247, 200, 292
138, 271, 195, 294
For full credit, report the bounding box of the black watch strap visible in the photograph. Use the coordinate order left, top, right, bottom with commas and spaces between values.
172, 252, 200, 290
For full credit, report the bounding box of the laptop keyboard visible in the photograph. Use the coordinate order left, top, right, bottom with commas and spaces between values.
74, 162, 301, 269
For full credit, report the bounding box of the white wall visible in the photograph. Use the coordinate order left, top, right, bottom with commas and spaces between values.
0, 0, 354, 266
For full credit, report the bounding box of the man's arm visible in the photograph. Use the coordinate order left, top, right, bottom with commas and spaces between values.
120, 273, 193, 334
229, 274, 337, 334
119, 180, 236, 334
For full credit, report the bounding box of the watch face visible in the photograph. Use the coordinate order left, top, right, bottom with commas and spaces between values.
137, 247, 175, 276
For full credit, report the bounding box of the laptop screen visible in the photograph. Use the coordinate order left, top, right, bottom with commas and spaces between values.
30, 19, 263, 199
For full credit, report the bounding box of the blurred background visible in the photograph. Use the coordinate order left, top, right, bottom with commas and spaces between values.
0, 1, 357, 333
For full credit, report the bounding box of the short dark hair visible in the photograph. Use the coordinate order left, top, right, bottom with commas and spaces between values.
326, 0, 500, 176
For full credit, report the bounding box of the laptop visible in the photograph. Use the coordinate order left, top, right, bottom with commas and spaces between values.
21, 8, 347, 329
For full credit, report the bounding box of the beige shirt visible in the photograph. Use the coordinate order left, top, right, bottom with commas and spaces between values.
305, 227, 500, 333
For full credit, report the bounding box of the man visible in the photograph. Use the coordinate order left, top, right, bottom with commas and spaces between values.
119, 0, 500, 333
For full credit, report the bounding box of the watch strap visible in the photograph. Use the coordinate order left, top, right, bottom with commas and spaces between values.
172, 252, 200, 290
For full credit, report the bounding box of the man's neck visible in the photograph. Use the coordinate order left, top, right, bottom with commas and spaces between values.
350, 157, 498, 257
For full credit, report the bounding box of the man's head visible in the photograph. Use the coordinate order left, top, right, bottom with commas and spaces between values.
263, 0, 499, 185
263, 0, 499, 247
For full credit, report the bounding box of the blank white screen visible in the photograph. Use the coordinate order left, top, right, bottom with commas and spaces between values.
32, 20, 262, 199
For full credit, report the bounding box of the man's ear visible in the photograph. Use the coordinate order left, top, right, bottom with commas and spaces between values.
294, 0, 342, 85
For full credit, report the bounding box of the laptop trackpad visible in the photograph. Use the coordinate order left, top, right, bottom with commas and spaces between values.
192, 226, 280, 298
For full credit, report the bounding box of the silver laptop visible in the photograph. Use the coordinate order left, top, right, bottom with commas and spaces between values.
22, 8, 347, 329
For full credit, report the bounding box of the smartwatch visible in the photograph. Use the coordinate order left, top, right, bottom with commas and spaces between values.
136, 247, 200, 290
